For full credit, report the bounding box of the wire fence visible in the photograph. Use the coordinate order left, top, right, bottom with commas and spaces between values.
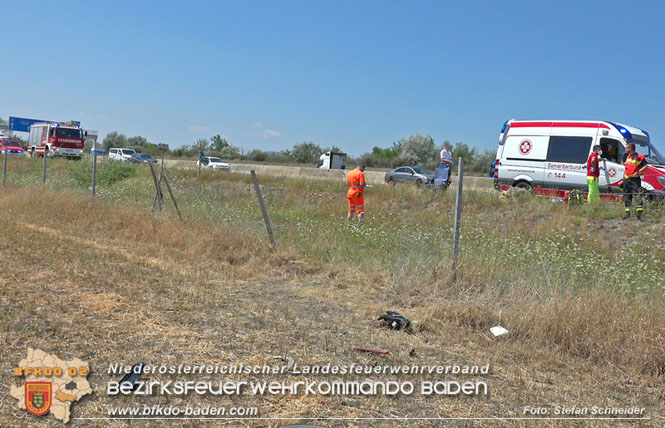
2, 153, 664, 294
169, 176, 267, 232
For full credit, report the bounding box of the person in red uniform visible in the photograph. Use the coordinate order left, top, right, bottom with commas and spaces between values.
347, 165, 366, 224
622, 143, 648, 220
586, 145, 601, 203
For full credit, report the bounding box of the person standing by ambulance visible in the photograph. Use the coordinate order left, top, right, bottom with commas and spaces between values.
586, 145, 601, 204
622, 142, 648, 220
347, 164, 366, 224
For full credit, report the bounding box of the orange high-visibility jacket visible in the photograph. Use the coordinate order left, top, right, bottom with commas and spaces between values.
624, 153, 646, 179
347, 169, 366, 198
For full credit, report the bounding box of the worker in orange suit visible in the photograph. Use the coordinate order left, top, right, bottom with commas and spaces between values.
347, 164, 366, 224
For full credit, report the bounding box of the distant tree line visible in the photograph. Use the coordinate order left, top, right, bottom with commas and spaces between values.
170, 137, 343, 165
99, 130, 495, 174
356, 134, 495, 174
171, 135, 236, 158
101, 132, 162, 156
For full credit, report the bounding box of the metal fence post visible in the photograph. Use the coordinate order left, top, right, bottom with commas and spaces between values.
3, 150, 7, 187
149, 162, 163, 212
162, 174, 183, 222
92, 152, 98, 197
153, 145, 169, 211
42, 148, 48, 185
451, 157, 464, 281
250, 170, 276, 250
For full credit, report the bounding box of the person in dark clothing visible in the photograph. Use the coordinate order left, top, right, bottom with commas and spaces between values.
622, 143, 648, 220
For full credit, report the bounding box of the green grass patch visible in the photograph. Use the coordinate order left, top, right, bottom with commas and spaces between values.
68, 158, 139, 187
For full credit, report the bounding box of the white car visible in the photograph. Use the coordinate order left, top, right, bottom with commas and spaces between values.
197, 156, 231, 171
109, 148, 137, 162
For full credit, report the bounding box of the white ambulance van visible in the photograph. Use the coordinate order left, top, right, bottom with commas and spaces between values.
494, 120, 665, 197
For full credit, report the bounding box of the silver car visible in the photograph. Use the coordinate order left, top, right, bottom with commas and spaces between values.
129, 153, 158, 164
385, 166, 434, 186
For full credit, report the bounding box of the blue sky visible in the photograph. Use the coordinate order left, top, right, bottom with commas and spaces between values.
2, 0, 664, 156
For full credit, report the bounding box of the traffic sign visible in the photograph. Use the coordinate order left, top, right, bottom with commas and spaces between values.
9, 117, 51, 133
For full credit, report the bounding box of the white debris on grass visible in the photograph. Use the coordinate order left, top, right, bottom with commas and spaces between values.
490, 326, 509, 337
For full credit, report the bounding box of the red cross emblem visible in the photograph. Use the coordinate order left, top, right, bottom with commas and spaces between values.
519, 140, 532, 154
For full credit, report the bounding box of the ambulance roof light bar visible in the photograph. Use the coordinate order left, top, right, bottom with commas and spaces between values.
607, 122, 633, 140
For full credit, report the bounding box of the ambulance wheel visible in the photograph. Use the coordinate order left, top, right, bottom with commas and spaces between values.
514, 181, 533, 192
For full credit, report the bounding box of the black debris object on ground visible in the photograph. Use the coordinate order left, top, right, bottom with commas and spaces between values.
378, 311, 411, 330
119, 362, 145, 391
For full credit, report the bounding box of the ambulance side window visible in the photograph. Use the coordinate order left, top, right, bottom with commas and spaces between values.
546, 136, 593, 163
617, 143, 625, 162
599, 138, 621, 163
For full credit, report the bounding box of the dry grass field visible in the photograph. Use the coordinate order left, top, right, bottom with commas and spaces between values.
1, 157, 664, 427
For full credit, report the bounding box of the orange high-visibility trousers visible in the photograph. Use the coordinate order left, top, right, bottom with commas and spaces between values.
348, 193, 364, 214
347, 168, 366, 214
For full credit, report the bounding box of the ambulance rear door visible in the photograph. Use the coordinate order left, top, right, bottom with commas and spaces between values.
500, 133, 548, 187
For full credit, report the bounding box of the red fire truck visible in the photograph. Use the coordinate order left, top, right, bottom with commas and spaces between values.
28, 121, 85, 159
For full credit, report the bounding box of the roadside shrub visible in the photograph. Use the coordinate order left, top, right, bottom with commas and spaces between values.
68, 159, 138, 187
249, 149, 267, 162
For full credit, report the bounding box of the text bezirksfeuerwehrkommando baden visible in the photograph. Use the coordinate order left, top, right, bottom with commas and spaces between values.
107, 378, 488, 396
108, 362, 489, 376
